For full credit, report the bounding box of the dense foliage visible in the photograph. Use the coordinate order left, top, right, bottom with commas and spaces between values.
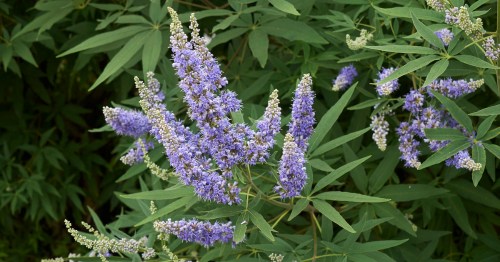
1, 0, 499, 261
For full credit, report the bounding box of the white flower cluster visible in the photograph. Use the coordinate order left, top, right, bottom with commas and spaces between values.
346, 29, 373, 50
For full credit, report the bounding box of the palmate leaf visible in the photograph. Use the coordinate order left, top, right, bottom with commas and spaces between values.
476, 116, 497, 139
471, 144, 487, 186
142, 29, 163, 73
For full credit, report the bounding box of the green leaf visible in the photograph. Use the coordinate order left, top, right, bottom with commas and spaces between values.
135, 196, 193, 226
249, 210, 275, 241
142, 30, 163, 73
338, 52, 379, 63
471, 144, 487, 186
233, 212, 249, 243
313, 199, 355, 233
58, 26, 147, 57
348, 239, 408, 253
13, 4, 73, 40
424, 128, 465, 141
377, 55, 440, 85
422, 59, 449, 87
268, 0, 300, 15
315, 191, 389, 203
419, 139, 470, 170
308, 83, 357, 152
373, 203, 416, 236
372, 6, 442, 22
261, 18, 327, 44
482, 127, 500, 141
198, 206, 243, 220
212, 14, 239, 32
368, 146, 400, 194
312, 155, 371, 194
207, 28, 248, 49
88, 207, 107, 234
476, 116, 496, 140
446, 179, 500, 209
120, 186, 193, 200
309, 159, 334, 172
248, 29, 269, 68
430, 90, 474, 132
454, 55, 499, 69
469, 104, 500, 116
90, 31, 149, 90
365, 45, 438, 54
288, 198, 309, 221
410, 12, 444, 49
348, 98, 386, 110
375, 184, 448, 201
13, 43, 37, 67
311, 127, 370, 158
441, 195, 477, 238
484, 143, 500, 159
115, 14, 151, 25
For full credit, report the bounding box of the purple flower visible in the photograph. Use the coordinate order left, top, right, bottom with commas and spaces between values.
103, 107, 151, 138
275, 133, 307, 198
169, 9, 246, 171
153, 218, 234, 247
289, 74, 315, 151
332, 65, 357, 91
427, 78, 483, 98
136, 73, 239, 205
246, 90, 281, 164
375, 68, 399, 96
435, 28, 454, 46
120, 140, 154, 165
446, 150, 481, 171
482, 36, 500, 60
397, 122, 421, 168
403, 90, 425, 114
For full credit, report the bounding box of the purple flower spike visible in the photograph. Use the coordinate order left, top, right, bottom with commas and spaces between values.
289, 74, 315, 151
403, 90, 425, 114
435, 28, 454, 46
120, 140, 154, 165
246, 90, 281, 164
427, 78, 483, 98
153, 219, 234, 248
397, 122, 421, 169
275, 133, 307, 198
332, 65, 358, 91
375, 67, 399, 96
103, 107, 151, 138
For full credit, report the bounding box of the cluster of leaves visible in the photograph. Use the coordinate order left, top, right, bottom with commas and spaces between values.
1, 0, 499, 261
